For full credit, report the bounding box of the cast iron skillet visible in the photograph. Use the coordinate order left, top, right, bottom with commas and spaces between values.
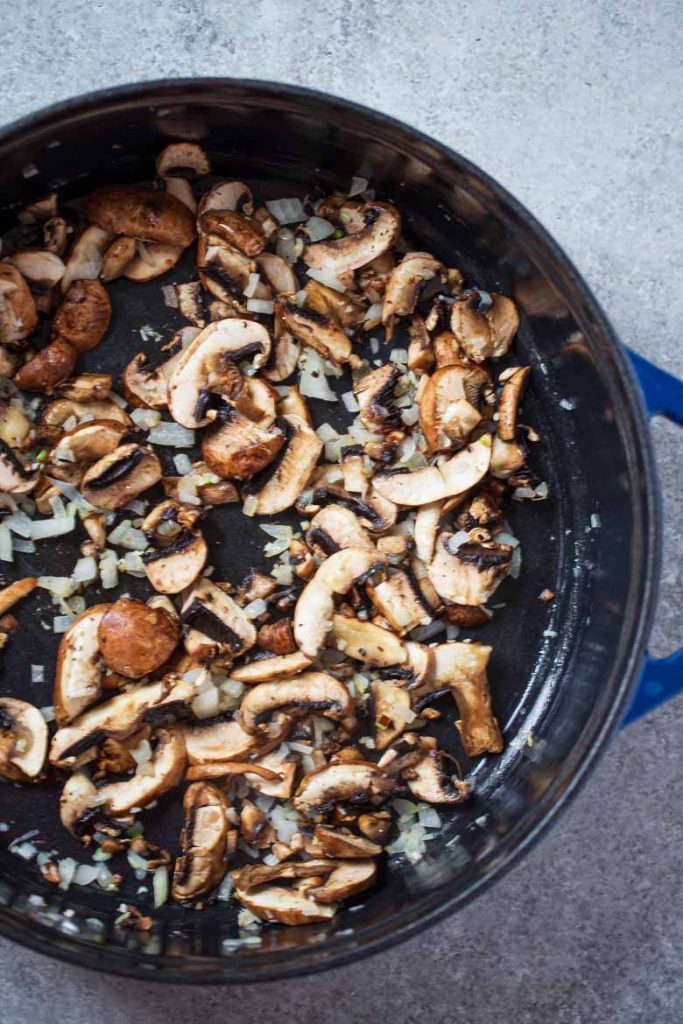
0, 79, 679, 983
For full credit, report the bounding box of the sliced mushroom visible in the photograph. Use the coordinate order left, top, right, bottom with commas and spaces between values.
86, 185, 196, 249
234, 883, 337, 925
49, 675, 194, 768
430, 643, 502, 756
240, 800, 276, 848
172, 781, 230, 902
497, 366, 531, 441
52, 279, 111, 352
181, 578, 256, 664
57, 372, 112, 402
371, 679, 413, 750
256, 252, 298, 295
257, 618, 297, 655
303, 201, 401, 274
382, 252, 445, 339
419, 363, 491, 451
307, 503, 375, 555
230, 650, 313, 684
185, 759, 283, 783
450, 290, 519, 362
201, 406, 284, 480
100, 235, 137, 282
46, 419, 128, 482
199, 210, 266, 257
308, 484, 398, 535
123, 241, 184, 282
156, 142, 211, 179
97, 728, 185, 814
198, 180, 253, 217
489, 434, 527, 479
308, 859, 377, 903
43, 216, 69, 256
303, 279, 366, 329
40, 396, 132, 429
239, 672, 356, 736
53, 604, 109, 725
167, 318, 272, 428
59, 771, 103, 838
275, 299, 359, 367
414, 500, 443, 563
262, 323, 301, 382
14, 338, 77, 393
141, 499, 207, 594
367, 570, 434, 635
313, 825, 382, 859
97, 597, 180, 678
80, 443, 162, 509
0, 263, 38, 343
244, 750, 298, 799
340, 444, 367, 493
197, 237, 254, 304
354, 364, 404, 433
174, 281, 207, 326
329, 613, 406, 667
9, 250, 65, 290
0, 698, 48, 781
294, 547, 387, 658
242, 414, 323, 516
0, 440, 39, 494
61, 226, 113, 292
0, 577, 37, 617
428, 535, 512, 606
372, 438, 491, 506
183, 714, 289, 765
294, 760, 397, 817
122, 326, 198, 409
406, 745, 470, 804
407, 316, 435, 374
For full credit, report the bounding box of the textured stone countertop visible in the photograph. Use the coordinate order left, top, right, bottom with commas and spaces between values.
0, 2, 681, 1021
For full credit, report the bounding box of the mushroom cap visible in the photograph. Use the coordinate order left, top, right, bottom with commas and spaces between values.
14, 338, 77, 393
430, 642, 502, 757
52, 279, 111, 353
201, 409, 284, 480
123, 241, 184, 282
156, 142, 211, 178
419, 363, 490, 452
0, 697, 48, 781
427, 535, 512, 606
181, 577, 257, 664
308, 858, 377, 903
0, 440, 39, 495
54, 604, 109, 725
406, 746, 470, 805
61, 225, 113, 293
199, 210, 266, 257
97, 597, 180, 678
307, 503, 375, 554
450, 290, 519, 362
47, 419, 128, 480
0, 263, 38, 344
382, 251, 445, 337
313, 825, 382, 859
86, 185, 196, 248
303, 201, 401, 274
371, 679, 413, 751
143, 529, 208, 595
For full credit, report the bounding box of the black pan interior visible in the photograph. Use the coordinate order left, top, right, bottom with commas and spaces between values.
0, 81, 657, 981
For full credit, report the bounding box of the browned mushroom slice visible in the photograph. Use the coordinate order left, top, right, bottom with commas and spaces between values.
0, 440, 39, 494
313, 825, 382, 858
13, 338, 77, 393
52, 279, 111, 353
123, 241, 184, 282
367, 570, 434, 635
307, 483, 398, 535
46, 419, 128, 483
354, 364, 404, 433
450, 289, 519, 362
307, 503, 375, 555
340, 444, 367, 493
172, 781, 230, 902
0, 263, 38, 343
419, 362, 492, 452
201, 407, 284, 480
97, 597, 180, 678
357, 812, 392, 844
97, 728, 185, 814
357, 250, 395, 302
497, 366, 531, 441
371, 679, 414, 750
239, 672, 356, 736
242, 414, 322, 516
40, 396, 132, 430
240, 800, 276, 848
174, 281, 206, 326
197, 236, 254, 304
198, 180, 253, 217
275, 299, 358, 367
80, 443, 161, 509
185, 760, 283, 783
181, 578, 256, 664
382, 252, 446, 340
156, 142, 211, 178
308, 859, 377, 903
230, 651, 313, 684
141, 499, 207, 594
244, 751, 298, 799
262, 322, 301, 382
414, 500, 443, 563
294, 761, 398, 818
294, 547, 387, 658
0, 698, 48, 781
303, 201, 401, 274
276, 383, 313, 425
303, 279, 366, 329
122, 330, 196, 409
86, 185, 196, 248
233, 876, 338, 925
430, 643, 502, 756
167, 318, 271, 428
59, 771, 103, 837
406, 745, 470, 804
183, 714, 290, 765
57, 372, 112, 401
0, 401, 30, 449
53, 604, 109, 725
407, 316, 435, 375
199, 210, 266, 257
256, 252, 298, 295
100, 235, 137, 281
428, 534, 512, 606
49, 676, 194, 768
9, 250, 65, 290
489, 434, 527, 479
372, 438, 491, 506
329, 614, 407, 667
232, 860, 334, 892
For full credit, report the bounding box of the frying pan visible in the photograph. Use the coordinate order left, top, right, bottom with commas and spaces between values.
0, 79, 681, 983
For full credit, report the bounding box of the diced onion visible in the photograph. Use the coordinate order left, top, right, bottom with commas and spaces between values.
260, 523, 293, 540
305, 216, 335, 241
243, 598, 267, 619
243, 272, 260, 298
306, 267, 346, 293
53, 615, 73, 633
99, 550, 119, 590
173, 453, 193, 475
12, 537, 36, 554
30, 514, 76, 540
0, 524, 13, 562
3, 510, 34, 537
348, 175, 369, 197
265, 197, 306, 225
148, 421, 195, 447
161, 284, 178, 308
131, 408, 162, 429
31, 664, 44, 683
300, 370, 337, 402
153, 865, 169, 908
242, 495, 257, 517
246, 298, 275, 315
73, 863, 101, 886
72, 555, 98, 584
47, 477, 97, 512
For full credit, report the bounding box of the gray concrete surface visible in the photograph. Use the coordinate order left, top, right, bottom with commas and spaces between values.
1, 0, 681, 1020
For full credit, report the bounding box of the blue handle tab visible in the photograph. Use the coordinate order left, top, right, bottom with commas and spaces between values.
623, 349, 683, 723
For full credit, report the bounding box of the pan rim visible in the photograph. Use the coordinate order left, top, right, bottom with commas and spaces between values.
0, 76, 661, 984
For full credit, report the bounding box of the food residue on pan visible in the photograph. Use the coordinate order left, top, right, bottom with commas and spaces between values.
0, 141, 550, 932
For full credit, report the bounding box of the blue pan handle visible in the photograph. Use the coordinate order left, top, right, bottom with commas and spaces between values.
623, 349, 683, 724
